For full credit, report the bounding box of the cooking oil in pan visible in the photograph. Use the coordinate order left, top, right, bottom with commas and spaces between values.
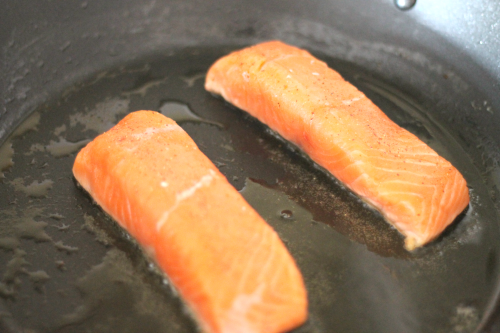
0, 46, 498, 333
159, 100, 224, 128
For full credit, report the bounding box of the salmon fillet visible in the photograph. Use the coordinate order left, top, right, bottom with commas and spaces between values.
73, 111, 307, 333
205, 41, 469, 250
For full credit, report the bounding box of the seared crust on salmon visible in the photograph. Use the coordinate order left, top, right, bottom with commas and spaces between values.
205, 41, 470, 250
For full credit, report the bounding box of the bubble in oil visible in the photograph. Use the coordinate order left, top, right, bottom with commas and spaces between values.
394, 0, 416, 10
280, 209, 294, 220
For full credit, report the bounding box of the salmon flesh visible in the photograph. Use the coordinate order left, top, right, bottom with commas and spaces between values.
205, 41, 470, 250
73, 111, 308, 333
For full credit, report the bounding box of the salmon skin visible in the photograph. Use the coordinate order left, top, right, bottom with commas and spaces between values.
205, 41, 470, 251
73, 111, 307, 333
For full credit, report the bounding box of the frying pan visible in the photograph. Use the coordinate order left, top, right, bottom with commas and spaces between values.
1, 0, 500, 332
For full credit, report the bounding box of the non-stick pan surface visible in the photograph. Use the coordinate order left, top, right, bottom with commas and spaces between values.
1, 1, 500, 333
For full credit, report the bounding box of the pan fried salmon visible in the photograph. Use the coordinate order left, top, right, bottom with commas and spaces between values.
205, 41, 469, 250
73, 111, 307, 333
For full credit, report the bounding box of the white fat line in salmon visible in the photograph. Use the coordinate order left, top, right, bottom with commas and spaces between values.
156, 169, 217, 231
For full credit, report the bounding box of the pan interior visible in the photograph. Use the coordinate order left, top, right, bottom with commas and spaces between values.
0, 45, 498, 333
